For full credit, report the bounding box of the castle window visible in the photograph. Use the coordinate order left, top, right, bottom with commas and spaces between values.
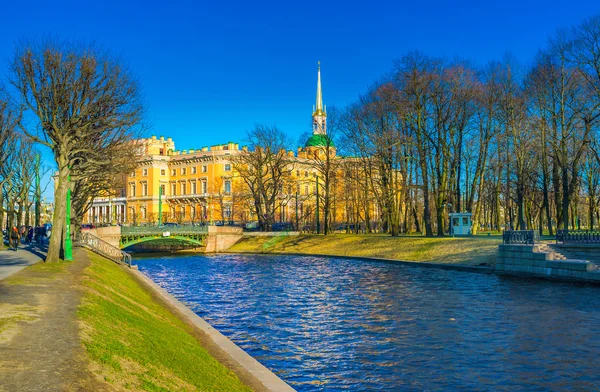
202, 165, 207, 173
130, 183, 136, 197
224, 164, 231, 171
142, 182, 148, 196
161, 169, 166, 176
171, 183, 176, 195
191, 166, 197, 174
142, 168, 148, 176
181, 182, 187, 195
202, 180, 207, 194
181, 167, 187, 175
224, 180, 231, 194
171, 169, 176, 176
191, 181, 197, 194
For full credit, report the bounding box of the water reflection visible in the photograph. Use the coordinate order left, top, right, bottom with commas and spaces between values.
137, 254, 600, 391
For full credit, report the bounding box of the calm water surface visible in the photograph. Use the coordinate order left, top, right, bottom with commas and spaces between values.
137, 254, 600, 391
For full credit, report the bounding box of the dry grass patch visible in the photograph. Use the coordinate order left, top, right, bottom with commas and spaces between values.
230, 234, 501, 265
0, 302, 43, 344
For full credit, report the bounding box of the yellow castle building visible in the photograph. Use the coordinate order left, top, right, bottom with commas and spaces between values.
86, 64, 381, 230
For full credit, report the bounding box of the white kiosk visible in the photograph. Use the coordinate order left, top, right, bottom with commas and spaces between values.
449, 212, 472, 236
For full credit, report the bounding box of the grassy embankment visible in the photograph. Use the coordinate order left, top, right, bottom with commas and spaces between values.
79, 252, 251, 391
229, 233, 502, 265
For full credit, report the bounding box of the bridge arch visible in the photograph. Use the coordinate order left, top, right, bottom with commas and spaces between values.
120, 235, 206, 249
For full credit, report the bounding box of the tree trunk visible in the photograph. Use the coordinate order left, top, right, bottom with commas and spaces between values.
412, 206, 421, 233
436, 205, 445, 236
0, 192, 4, 247
562, 166, 570, 231
517, 181, 526, 230
553, 161, 563, 230
47, 164, 69, 262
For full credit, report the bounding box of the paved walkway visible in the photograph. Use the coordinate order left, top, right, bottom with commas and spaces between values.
0, 248, 110, 391
0, 244, 46, 280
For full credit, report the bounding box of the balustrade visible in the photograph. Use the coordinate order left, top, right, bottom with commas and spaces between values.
75, 232, 132, 267
502, 230, 539, 245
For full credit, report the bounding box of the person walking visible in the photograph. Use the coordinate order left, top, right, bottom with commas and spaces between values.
38, 226, 47, 245
27, 227, 34, 244
19, 226, 26, 244
10, 226, 20, 251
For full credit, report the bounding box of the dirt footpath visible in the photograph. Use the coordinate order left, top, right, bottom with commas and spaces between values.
0, 248, 110, 391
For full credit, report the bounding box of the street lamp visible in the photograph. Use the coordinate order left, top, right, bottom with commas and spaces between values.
64, 172, 73, 261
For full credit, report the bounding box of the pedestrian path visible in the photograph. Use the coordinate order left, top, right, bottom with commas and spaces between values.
0, 245, 46, 280
0, 248, 109, 391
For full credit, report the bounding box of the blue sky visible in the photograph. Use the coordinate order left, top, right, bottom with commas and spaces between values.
1, 0, 599, 200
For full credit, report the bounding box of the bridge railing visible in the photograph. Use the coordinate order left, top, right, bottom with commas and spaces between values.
557, 230, 600, 244
75, 232, 132, 267
121, 224, 208, 235
502, 230, 539, 245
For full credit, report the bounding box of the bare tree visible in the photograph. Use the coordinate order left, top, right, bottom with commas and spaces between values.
302, 106, 345, 235
11, 40, 144, 261
0, 89, 21, 246
231, 124, 293, 231
70, 138, 141, 235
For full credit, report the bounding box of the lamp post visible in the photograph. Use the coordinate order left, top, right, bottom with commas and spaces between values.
64, 172, 73, 261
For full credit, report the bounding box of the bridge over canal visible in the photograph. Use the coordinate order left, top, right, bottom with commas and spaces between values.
83, 225, 243, 253
120, 225, 209, 248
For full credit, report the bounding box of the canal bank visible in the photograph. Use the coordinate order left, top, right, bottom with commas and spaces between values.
0, 248, 292, 391
227, 233, 600, 285
81, 251, 293, 392
137, 252, 600, 391
228, 234, 500, 266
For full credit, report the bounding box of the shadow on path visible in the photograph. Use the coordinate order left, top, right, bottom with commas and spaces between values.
0, 248, 110, 391
0, 245, 47, 281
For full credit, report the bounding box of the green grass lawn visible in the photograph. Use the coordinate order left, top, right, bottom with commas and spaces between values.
229, 234, 501, 265
79, 252, 252, 392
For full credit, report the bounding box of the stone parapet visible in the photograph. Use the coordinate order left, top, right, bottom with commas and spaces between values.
205, 226, 243, 253
496, 244, 600, 283
84, 226, 121, 248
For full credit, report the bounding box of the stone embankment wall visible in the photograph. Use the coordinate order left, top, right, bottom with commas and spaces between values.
84, 226, 121, 248
205, 226, 243, 253
496, 244, 600, 283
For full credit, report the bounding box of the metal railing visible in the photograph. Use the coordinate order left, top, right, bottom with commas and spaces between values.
557, 230, 600, 244
502, 230, 539, 245
75, 232, 132, 267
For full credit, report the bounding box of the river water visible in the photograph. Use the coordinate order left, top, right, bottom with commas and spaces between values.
137, 254, 600, 391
